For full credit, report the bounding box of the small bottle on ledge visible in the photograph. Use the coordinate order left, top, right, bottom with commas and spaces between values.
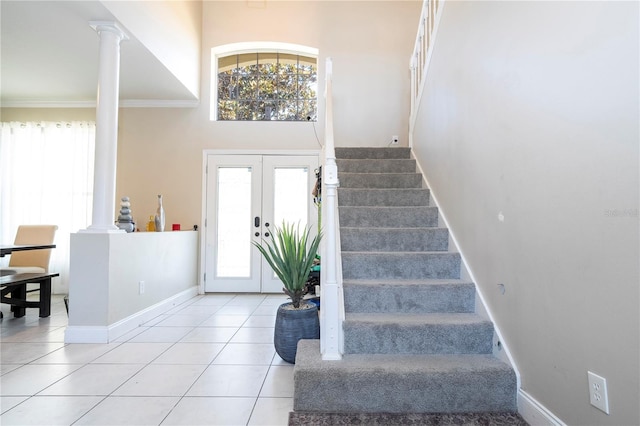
146, 215, 155, 232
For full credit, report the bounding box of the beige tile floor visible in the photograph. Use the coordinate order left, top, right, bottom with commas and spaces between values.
0, 293, 295, 425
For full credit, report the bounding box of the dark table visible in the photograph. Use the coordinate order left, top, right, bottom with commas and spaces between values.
1, 272, 59, 317
0, 243, 57, 318
0, 244, 56, 257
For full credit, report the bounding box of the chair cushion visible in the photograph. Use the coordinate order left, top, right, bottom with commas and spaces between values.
0, 266, 46, 276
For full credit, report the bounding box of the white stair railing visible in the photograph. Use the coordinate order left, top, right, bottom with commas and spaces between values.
409, 0, 445, 146
320, 57, 344, 360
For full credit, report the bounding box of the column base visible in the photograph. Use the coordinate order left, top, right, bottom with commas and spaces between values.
79, 225, 123, 234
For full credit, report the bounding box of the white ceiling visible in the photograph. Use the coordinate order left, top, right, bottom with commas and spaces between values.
1, 1, 199, 107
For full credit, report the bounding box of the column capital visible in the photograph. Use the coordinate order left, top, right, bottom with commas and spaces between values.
89, 21, 129, 42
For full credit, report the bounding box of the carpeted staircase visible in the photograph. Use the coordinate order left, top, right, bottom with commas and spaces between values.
293, 147, 519, 418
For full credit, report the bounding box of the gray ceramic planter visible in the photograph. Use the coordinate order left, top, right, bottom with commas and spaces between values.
274, 302, 320, 364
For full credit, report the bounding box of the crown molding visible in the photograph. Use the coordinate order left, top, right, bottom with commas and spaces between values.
120, 99, 200, 108
1, 100, 200, 109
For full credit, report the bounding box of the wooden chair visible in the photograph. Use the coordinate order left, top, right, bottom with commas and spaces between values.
0, 225, 58, 275
0, 225, 58, 318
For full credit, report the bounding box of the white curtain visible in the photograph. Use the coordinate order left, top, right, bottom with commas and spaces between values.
0, 121, 95, 294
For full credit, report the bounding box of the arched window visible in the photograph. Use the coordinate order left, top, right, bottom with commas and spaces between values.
211, 43, 318, 121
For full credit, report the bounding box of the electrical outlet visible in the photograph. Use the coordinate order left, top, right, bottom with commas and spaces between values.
588, 371, 609, 414
139, 281, 145, 295
391, 135, 399, 145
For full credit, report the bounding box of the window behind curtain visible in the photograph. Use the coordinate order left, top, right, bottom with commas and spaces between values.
0, 121, 95, 294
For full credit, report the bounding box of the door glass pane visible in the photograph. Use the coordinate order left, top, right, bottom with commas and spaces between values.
273, 167, 308, 229
217, 167, 252, 277
270, 167, 310, 280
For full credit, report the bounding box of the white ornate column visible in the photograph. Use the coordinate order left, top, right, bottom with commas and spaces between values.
83, 21, 128, 233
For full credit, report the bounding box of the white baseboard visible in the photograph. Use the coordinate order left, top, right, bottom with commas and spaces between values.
64, 326, 110, 343
518, 389, 565, 426
64, 287, 198, 343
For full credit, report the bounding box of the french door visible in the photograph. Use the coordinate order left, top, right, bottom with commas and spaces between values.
204, 154, 319, 293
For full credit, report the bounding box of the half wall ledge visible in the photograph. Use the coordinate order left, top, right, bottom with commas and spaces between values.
65, 230, 199, 343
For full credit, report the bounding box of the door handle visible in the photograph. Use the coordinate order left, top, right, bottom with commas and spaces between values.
254, 217, 260, 227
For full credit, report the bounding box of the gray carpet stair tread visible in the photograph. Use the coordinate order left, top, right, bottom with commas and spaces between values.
342, 252, 461, 280
340, 226, 447, 231
338, 188, 430, 194
338, 173, 423, 189
337, 158, 417, 173
342, 278, 474, 285
343, 280, 476, 314
343, 313, 494, 354
296, 341, 510, 373
338, 188, 431, 207
343, 250, 459, 255
340, 227, 449, 251
339, 206, 439, 228
340, 206, 436, 211
339, 172, 421, 177
335, 147, 411, 159
295, 341, 517, 413
345, 312, 490, 325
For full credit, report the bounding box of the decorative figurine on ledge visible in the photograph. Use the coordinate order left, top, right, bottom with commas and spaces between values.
117, 196, 135, 233
154, 194, 166, 232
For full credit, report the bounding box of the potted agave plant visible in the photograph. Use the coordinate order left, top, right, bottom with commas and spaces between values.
254, 221, 322, 364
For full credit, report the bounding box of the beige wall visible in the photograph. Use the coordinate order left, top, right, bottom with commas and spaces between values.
2, 1, 420, 230
412, 1, 639, 424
